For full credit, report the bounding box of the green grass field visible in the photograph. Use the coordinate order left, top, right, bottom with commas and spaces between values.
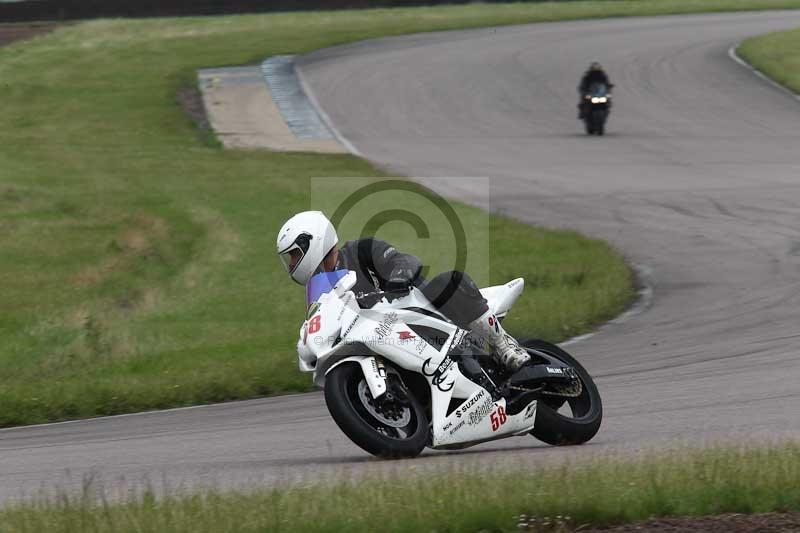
738, 26, 800, 93
4, 0, 800, 427
1, 442, 798, 532
0, 4, 641, 428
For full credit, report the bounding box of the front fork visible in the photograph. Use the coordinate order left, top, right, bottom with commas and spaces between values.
326, 356, 388, 399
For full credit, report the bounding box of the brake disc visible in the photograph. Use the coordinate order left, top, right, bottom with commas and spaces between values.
357, 380, 411, 428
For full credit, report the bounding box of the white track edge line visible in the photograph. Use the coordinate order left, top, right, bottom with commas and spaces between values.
559, 263, 654, 348
0, 392, 314, 433
728, 42, 800, 102
294, 61, 363, 157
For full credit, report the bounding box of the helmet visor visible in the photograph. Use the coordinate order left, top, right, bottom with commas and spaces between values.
278, 233, 312, 275
279, 246, 305, 274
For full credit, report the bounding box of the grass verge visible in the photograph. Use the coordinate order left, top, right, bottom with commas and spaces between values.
1, 442, 798, 531
738, 26, 800, 94
10, 0, 798, 426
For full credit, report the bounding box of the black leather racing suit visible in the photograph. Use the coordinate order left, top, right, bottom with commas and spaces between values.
579, 69, 611, 94
578, 69, 612, 117
334, 238, 488, 328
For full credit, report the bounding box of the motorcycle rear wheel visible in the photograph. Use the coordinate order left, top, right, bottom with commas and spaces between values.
324, 362, 429, 458
522, 339, 602, 445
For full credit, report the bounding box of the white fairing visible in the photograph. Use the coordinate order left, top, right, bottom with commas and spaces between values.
480, 278, 524, 317
435, 392, 538, 447
297, 271, 358, 371
296, 271, 535, 449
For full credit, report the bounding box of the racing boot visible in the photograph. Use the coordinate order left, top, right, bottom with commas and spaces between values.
468, 310, 530, 371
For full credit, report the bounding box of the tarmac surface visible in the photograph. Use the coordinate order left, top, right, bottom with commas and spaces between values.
2, 11, 800, 504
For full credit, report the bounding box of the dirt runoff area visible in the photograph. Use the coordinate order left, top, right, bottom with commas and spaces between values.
582, 512, 800, 532
0, 23, 57, 46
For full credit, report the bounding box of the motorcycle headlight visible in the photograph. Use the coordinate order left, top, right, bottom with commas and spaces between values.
591, 97, 607, 104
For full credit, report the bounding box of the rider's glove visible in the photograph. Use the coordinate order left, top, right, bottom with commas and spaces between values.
385, 267, 416, 292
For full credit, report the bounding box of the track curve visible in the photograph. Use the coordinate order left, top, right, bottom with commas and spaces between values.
2, 11, 800, 504
297, 10, 800, 445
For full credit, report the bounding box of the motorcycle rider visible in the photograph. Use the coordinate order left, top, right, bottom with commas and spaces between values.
578, 62, 612, 119
277, 210, 531, 371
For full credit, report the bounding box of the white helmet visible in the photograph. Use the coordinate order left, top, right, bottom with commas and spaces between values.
276, 211, 338, 285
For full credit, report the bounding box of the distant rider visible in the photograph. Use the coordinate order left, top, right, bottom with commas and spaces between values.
277, 211, 530, 371
578, 62, 612, 119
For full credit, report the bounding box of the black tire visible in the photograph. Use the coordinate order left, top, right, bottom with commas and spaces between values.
591, 109, 605, 136
585, 119, 594, 135
324, 362, 429, 458
521, 339, 602, 445
594, 109, 608, 135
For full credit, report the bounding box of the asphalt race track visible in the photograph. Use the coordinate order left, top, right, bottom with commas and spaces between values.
2, 11, 800, 504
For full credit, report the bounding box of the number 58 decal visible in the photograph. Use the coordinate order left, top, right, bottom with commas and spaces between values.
490, 406, 507, 431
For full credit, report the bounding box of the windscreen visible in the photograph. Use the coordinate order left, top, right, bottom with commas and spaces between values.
306, 269, 350, 308
589, 83, 608, 97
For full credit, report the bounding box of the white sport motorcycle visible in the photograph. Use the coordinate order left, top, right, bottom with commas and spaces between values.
297, 269, 602, 458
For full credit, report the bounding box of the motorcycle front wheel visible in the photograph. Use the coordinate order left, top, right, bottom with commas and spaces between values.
591, 109, 606, 136
324, 362, 429, 458
522, 339, 603, 446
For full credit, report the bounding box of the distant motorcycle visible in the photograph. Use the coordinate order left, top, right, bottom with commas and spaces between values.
581, 83, 612, 136
296, 269, 603, 458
